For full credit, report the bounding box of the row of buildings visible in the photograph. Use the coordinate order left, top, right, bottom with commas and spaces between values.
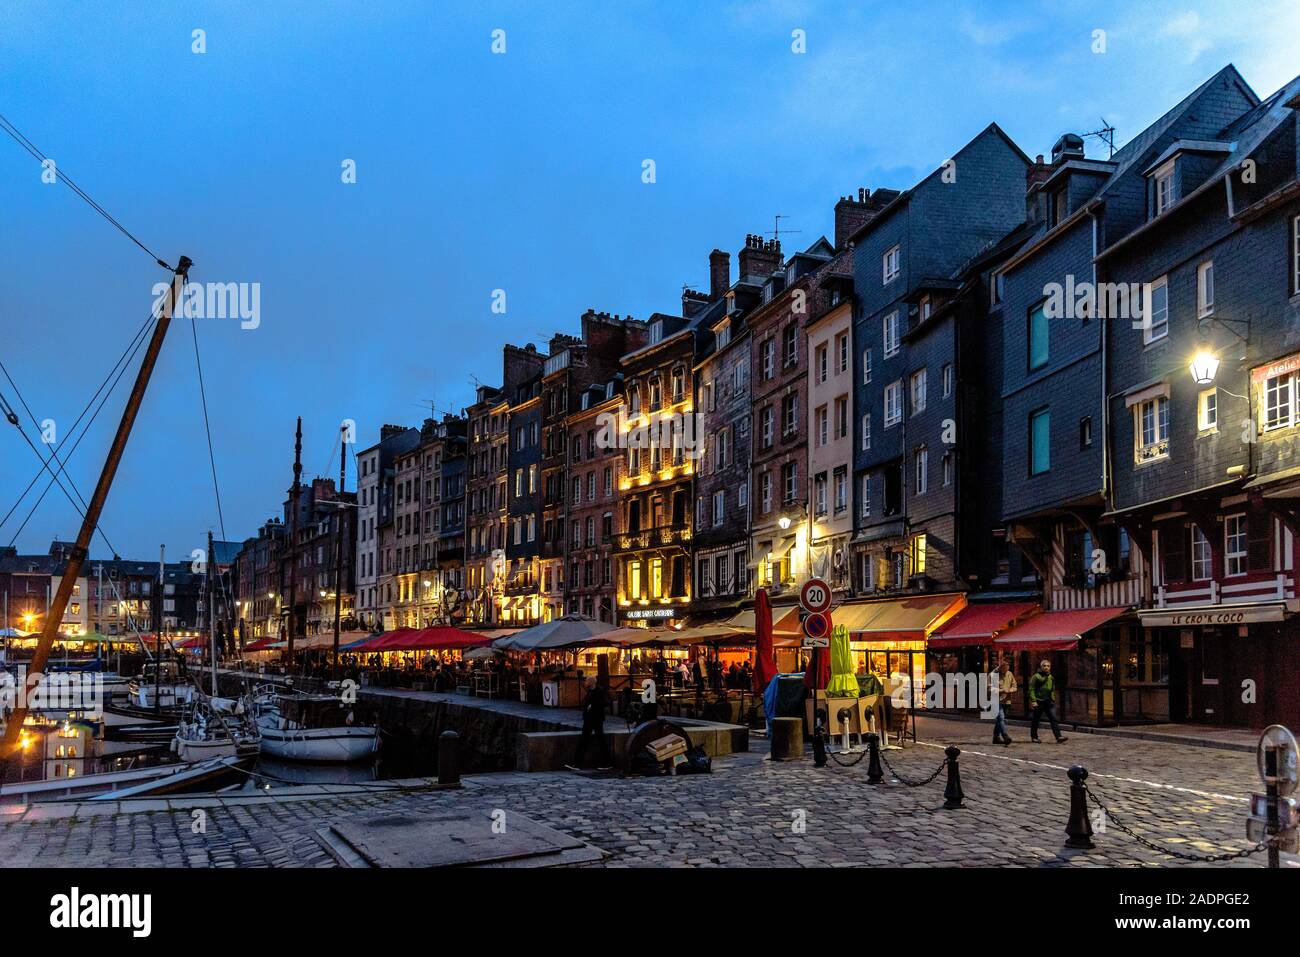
321, 64, 1300, 730
11, 64, 1297, 732
0, 539, 240, 644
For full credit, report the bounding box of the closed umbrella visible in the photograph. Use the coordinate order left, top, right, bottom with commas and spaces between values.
752, 587, 776, 693
825, 624, 858, 697
803, 643, 831, 691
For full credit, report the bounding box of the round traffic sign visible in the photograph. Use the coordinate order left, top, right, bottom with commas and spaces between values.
802, 610, 831, 640
800, 578, 832, 614
1257, 724, 1298, 796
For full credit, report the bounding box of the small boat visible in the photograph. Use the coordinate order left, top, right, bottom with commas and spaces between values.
127, 661, 195, 710
172, 694, 261, 763
0, 756, 246, 805
252, 686, 380, 763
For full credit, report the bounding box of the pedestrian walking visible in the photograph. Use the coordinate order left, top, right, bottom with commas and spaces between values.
993, 659, 1017, 745
573, 676, 609, 769
1028, 659, 1067, 743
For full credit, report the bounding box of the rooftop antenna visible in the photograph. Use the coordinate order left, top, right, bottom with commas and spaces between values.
1081, 118, 1116, 159
766, 214, 801, 245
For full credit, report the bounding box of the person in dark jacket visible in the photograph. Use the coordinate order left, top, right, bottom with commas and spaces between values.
1028, 660, 1067, 744
574, 676, 609, 768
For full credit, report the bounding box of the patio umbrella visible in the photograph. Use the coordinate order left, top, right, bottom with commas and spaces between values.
0, 627, 32, 638
803, 642, 831, 691
463, 646, 502, 661
491, 614, 615, 651
752, 587, 777, 693
825, 624, 858, 697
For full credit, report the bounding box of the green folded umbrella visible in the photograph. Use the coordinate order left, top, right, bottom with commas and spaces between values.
825, 624, 859, 697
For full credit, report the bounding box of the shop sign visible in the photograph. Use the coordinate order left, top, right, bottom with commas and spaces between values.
625, 607, 676, 620
1140, 604, 1286, 628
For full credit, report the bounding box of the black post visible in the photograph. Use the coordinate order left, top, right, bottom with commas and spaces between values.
942, 745, 964, 809
438, 729, 460, 785
812, 707, 827, 768
1265, 747, 1280, 869
865, 731, 884, 784
1065, 764, 1095, 849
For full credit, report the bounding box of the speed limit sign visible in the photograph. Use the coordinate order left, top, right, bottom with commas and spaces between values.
800, 577, 832, 615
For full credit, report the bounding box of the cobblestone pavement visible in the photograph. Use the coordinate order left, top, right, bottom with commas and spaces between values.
0, 716, 1288, 868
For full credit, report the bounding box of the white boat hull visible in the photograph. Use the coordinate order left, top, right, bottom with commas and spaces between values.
129, 683, 194, 710
256, 719, 379, 763
174, 734, 261, 763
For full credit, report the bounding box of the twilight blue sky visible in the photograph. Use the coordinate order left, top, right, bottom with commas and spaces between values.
0, 0, 1295, 560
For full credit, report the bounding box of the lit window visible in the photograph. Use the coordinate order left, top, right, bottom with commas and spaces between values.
910, 534, 927, 576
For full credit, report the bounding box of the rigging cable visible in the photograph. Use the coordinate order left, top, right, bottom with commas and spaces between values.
0, 112, 172, 270
188, 295, 227, 539
0, 308, 156, 536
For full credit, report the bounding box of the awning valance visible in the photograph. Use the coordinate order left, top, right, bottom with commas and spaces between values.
994, 606, 1128, 651
833, 593, 966, 639
929, 601, 1040, 649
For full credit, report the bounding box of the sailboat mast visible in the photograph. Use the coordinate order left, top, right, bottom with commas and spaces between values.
208, 529, 217, 696
1, 257, 191, 757
286, 417, 302, 664
332, 423, 346, 664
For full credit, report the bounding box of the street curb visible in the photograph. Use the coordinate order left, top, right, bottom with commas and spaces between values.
919, 710, 1255, 754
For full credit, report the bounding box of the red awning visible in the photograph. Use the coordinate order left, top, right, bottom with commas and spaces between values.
993, 606, 1129, 652
243, 637, 277, 652
393, 627, 494, 651
929, 602, 1040, 649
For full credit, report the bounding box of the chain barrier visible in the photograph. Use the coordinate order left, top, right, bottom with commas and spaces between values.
879, 749, 949, 787
1085, 788, 1269, 863
826, 746, 869, 767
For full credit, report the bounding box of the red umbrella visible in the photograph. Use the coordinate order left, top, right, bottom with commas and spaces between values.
803, 645, 830, 690
752, 587, 777, 693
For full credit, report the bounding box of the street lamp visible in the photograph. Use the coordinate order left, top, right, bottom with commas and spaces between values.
1190, 349, 1220, 386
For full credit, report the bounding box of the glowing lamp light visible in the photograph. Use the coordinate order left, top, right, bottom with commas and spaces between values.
778, 516, 792, 530
1190, 350, 1219, 386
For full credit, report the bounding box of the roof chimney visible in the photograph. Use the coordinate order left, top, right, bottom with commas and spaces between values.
737, 234, 782, 282
709, 249, 730, 301
833, 187, 898, 250
1051, 133, 1085, 165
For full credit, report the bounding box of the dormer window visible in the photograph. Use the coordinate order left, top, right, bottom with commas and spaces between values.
649, 321, 664, 345
1153, 160, 1176, 215
716, 320, 731, 350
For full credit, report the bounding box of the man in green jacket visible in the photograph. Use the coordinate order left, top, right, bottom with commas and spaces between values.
1028, 660, 1067, 744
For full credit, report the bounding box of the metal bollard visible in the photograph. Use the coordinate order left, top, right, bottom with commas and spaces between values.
837, 707, 854, 752
942, 745, 965, 809
812, 708, 828, 768
865, 732, 884, 784
438, 729, 460, 785
1064, 764, 1094, 849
